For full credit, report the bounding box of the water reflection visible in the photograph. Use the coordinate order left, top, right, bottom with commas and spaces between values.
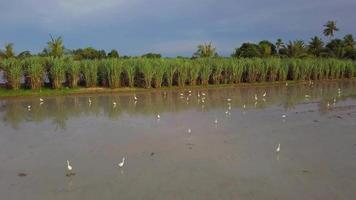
0, 80, 355, 130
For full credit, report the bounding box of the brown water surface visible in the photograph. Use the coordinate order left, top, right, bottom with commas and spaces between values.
1, 81, 356, 200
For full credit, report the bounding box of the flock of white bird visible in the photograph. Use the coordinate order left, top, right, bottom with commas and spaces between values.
27, 84, 344, 176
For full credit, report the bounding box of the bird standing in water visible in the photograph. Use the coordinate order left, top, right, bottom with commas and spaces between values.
67, 160, 73, 171
276, 144, 281, 153
118, 157, 125, 168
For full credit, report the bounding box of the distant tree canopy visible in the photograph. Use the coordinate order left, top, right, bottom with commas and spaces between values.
17, 51, 32, 58
142, 53, 161, 58
1, 21, 355, 61
233, 43, 262, 58
107, 49, 119, 58
73, 47, 107, 60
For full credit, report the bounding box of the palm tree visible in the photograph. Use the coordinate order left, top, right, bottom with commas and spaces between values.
193, 42, 217, 58
4, 43, 15, 58
275, 38, 284, 54
47, 35, 64, 58
287, 40, 306, 58
343, 34, 355, 59
343, 34, 355, 49
323, 21, 339, 40
308, 36, 324, 57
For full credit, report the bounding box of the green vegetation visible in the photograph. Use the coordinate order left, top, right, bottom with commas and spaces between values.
1, 57, 355, 93
0, 21, 356, 95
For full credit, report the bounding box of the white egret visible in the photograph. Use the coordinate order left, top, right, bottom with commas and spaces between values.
27, 105, 31, 111
285, 82, 288, 86
39, 98, 44, 102
227, 98, 232, 102
305, 95, 310, 98
88, 98, 92, 104
188, 129, 192, 134
282, 114, 286, 118
134, 96, 138, 101
66, 160, 73, 171
214, 119, 218, 124
243, 104, 246, 109
263, 92, 266, 97
118, 157, 125, 168
202, 92, 206, 96
157, 114, 161, 119
254, 94, 258, 101
276, 144, 281, 153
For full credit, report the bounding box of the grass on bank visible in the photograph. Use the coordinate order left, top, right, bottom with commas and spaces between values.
1, 79, 355, 98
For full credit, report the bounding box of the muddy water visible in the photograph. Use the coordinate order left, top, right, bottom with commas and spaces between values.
0, 80, 356, 200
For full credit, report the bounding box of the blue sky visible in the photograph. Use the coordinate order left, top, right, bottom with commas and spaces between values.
0, 0, 355, 57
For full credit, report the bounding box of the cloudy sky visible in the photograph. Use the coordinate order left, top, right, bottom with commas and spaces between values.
0, 0, 355, 56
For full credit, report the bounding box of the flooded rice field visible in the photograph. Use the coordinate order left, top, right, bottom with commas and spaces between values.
0, 80, 356, 200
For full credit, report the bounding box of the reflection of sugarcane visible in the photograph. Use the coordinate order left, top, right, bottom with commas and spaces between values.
1, 80, 356, 129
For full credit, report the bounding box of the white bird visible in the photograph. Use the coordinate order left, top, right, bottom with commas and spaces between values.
66, 160, 73, 171
202, 92, 206, 96
285, 82, 288, 86
88, 98, 92, 104
263, 92, 266, 97
118, 157, 125, 168
214, 119, 218, 124
113, 102, 117, 107
27, 105, 31, 111
305, 95, 310, 98
243, 104, 246, 109
188, 90, 192, 93
254, 94, 258, 101
282, 114, 286, 118
276, 144, 281, 153
39, 98, 44, 102
227, 98, 232, 102
157, 114, 160, 119
188, 128, 192, 134
134, 96, 138, 101
197, 93, 201, 98
180, 93, 184, 96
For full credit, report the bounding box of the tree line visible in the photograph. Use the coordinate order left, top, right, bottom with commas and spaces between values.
0, 21, 354, 60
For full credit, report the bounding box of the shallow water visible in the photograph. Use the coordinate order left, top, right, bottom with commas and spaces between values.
1, 80, 356, 200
